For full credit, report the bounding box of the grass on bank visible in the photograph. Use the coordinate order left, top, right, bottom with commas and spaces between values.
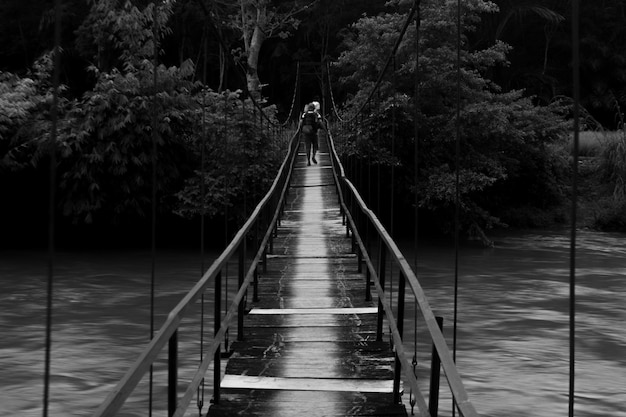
570, 129, 626, 231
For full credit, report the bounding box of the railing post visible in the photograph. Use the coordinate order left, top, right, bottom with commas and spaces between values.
213, 271, 222, 404
253, 266, 259, 302
376, 242, 387, 341
168, 330, 178, 416
393, 271, 406, 404
237, 241, 245, 341
429, 316, 444, 417
351, 223, 356, 253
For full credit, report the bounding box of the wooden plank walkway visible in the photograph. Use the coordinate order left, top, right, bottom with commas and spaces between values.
207, 137, 407, 417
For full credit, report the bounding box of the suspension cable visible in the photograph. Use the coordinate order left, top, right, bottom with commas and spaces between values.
452, 0, 462, 415
569, 1, 580, 416
343, 2, 418, 125
413, 0, 421, 276
224, 92, 230, 354
149, 2, 159, 415
389, 55, 398, 327
409, 4, 421, 416
195, 1, 292, 128
196, 25, 209, 417
281, 61, 301, 125
326, 61, 344, 122
43, 0, 62, 415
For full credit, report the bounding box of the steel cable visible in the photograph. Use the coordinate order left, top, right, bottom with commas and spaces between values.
149, 2, 159, 415
341, 2, 419, 125
196, 25, 209, 417
452, 0, 462, 415
43, 0, 62, 415
569, 1, 580, 416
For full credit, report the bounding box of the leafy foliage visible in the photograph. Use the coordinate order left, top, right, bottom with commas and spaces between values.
333, 0, 569, 240
174, 90, 284, 224
2, 0, 286, 231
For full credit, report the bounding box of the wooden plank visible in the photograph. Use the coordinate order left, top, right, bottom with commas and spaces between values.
224, 341, 395, 379
220, 375, 396, 393
243, 325, 378, 343
206, 139, 406, 417
208, 390, 407, 417
248, 307, 378, 315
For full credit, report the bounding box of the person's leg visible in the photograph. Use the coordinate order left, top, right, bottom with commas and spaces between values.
305, 136, 312, 165
312, 132, 319, 164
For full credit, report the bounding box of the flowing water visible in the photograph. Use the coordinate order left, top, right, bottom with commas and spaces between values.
1, 230, 624, 416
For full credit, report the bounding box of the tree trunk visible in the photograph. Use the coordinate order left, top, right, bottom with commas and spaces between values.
246, 25, 265, 98
242, 2, 267, 99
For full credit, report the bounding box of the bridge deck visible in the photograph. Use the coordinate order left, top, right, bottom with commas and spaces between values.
206, 138, 407, 416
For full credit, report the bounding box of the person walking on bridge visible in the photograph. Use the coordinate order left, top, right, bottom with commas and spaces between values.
297, 103, 325, 166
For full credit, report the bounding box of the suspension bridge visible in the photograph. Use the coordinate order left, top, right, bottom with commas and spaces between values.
90, 125, 476, 417
32, 0, 586, 416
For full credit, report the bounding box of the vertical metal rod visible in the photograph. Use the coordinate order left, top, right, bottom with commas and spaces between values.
238, 243, 245, 341
393, 271, 407, 403
376, 242, 387, 341
168, 330, 178, 417
253, 267, 259, 302
213, 271, 222, 404
429, 316, 444, 417
413, 0, 421, 273
569, 1, 580, 416
44, 1, 61, 415
351, 225, 356, 253
149, 2, 159, 415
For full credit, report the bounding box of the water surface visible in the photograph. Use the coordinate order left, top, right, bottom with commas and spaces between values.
1, 230, 624, 416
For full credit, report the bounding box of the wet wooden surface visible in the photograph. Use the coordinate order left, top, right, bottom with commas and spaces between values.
207, 139, 406, 417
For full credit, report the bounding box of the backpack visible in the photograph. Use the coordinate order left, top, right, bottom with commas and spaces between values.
301, 111, 319, 135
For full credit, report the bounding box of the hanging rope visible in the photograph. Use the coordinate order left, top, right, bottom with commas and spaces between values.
43, 1, 62, 415
569, 1, 580, 416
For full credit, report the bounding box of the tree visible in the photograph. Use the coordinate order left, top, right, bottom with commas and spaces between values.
231, 0, 315, 98
333, 0, 569, 241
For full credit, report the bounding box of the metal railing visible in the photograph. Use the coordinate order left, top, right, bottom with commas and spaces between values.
92, 128, 300, 417
326, 130, 479, 417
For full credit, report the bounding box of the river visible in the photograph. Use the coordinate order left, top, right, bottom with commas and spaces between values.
1, 230, 624, 416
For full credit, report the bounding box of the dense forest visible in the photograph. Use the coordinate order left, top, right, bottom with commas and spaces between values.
1, 0, 626, 248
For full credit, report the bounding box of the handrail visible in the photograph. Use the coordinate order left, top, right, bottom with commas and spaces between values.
326, 130, 479, 417
93, 128, 301, 417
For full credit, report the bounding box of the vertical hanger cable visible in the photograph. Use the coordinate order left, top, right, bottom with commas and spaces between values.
569, 1, 580, 416
43, 0, 62, 415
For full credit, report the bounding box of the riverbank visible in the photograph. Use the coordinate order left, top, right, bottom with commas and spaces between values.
574, 130, 626, 231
